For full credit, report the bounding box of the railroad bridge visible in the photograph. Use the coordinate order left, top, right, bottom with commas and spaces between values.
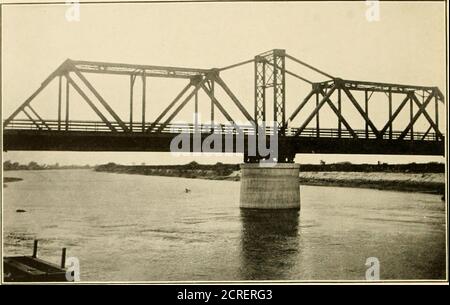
3, 49, 445, 209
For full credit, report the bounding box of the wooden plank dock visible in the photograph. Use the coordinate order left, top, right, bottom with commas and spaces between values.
4, 240, 69, 282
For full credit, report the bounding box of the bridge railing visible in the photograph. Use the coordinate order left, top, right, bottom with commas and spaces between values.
3, 119, 440, 141
288, 127, 440, 141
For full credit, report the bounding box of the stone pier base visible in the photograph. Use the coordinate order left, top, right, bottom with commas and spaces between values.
239, 163, 300, 210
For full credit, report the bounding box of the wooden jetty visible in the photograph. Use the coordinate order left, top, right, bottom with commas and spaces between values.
4, 240, 69, 282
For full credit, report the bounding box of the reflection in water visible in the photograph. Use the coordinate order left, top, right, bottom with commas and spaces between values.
239, 209, 300, 280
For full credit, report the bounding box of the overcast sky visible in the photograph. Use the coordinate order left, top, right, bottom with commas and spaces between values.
2, 1, 446, 165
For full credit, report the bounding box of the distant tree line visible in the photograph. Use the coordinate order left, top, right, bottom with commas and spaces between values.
3, 161, 91, 171
95, 161, 444, 174
95, 161, 239, 177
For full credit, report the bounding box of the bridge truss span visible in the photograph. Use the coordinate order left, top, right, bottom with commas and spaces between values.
3, 49, 445, 160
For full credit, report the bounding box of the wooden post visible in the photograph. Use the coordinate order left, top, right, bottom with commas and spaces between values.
32, 240, 38, 258
61, 248, 67, 268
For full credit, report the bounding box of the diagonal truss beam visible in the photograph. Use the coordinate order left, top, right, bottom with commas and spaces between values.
286, 89, 317, 127
201, 83, 235, 124
3, 70, 59, 127
262, 58, 313, 84
65, 74, 117, 132
285, 53, 334, 79
27, 105, 51, 130
213, 75, 255, 124
70, 65, 129, 132
342, 87, 380, 138
410, 93, 443, 139
317, 88, 358, 139
21, 108, 42, 130
218, 59, 254, 72
156, 78, 207, 132
421, 125, 433, 140
434, 87, 445, 101
379, 93, 410, 136
399, 92, 443, 140
295, 86, 337, 136
147, 82, 192, 132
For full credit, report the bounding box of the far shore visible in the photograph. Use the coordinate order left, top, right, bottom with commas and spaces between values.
3, 162, 445, 195
94, 162, 445, 195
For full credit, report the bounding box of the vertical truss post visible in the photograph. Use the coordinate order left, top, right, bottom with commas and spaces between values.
130, 75, 135, 132
255, 49, 286, 137
315, 90, 320, 137
194, 90, 199, 132
142, 74, 146, 132
388, 89, 392, 139
210, 80, 214, 132
337, 87, 342, 138
409, 94, 414, 140
57, 76, 62, 131
65, 76, 70, 131
365, 90, 369, 139
254, 55, 266, 127
273, 49, 286, 136
435, 93, 439, 141
253, 55, 265, 161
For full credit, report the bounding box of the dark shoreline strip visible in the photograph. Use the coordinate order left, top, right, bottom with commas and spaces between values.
94, 165, 444, 195
3, 177, 23, 183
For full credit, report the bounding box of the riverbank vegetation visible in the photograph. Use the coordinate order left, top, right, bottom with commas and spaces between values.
3, 160, 444, 194
94, 161, 445, 195
95, 161, 444, 174
3, 161, 91, 171
95, 162, 240, 180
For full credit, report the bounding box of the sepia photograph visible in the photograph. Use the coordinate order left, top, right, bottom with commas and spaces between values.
0, 0, 447, 289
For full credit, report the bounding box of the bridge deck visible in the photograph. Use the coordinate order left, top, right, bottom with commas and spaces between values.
3, 120, 444, 155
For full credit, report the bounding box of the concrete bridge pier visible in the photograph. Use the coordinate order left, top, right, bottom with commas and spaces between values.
239, 163, 300, 210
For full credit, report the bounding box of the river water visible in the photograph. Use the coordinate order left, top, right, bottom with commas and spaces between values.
3, 169, 446, 281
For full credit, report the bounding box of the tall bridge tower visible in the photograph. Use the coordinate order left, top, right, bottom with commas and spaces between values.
241, 49, 301, 209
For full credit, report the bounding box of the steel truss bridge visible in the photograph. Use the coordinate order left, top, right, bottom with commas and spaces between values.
2, 49, 445, 162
